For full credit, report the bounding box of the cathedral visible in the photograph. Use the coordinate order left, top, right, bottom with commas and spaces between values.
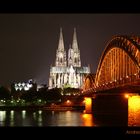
49, 28, 90, 89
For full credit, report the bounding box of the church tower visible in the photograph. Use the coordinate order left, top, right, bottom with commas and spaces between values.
49, 28, 90, 89
68, 44, 73, 66
68, 28, 81, 67
55, 28, 67, 67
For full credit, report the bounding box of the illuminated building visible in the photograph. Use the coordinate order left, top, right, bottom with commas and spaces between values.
12, 79, 36, 91
49, 28, 90, 89
10, 79, 37, 100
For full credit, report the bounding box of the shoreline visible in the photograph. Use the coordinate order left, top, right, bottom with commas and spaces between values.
0, 105, 85, 111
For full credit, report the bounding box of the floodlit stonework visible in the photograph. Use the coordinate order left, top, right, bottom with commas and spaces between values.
49, 28, 90, 89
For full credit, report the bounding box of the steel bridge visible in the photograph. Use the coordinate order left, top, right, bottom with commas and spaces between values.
83, 35, 140, 95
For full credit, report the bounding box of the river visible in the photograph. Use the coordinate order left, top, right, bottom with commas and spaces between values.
0, 95, 140, 127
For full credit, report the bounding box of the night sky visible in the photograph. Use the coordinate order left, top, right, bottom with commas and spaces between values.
0, 14, 140, 86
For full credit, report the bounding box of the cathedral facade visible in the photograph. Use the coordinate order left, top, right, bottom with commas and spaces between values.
49, 28, 90, 89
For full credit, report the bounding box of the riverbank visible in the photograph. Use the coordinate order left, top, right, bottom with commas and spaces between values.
0, 105, 85, 111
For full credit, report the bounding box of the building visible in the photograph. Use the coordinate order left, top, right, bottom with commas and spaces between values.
11, 79, 37, 92
10, 79, 37, 99
49, 28, 90, 89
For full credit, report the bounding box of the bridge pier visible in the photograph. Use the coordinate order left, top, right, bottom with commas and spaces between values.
92, 94, 128, 113
84, 94, 128, 125
91, 93, 128, 126
84, 97, 92, 113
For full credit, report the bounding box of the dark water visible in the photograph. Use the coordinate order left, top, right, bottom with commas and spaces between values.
0, 95, 140, 127
0, 107, 137, 127
0, 110, 94, 126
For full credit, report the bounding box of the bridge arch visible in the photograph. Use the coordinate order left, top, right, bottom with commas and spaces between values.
95, 35, 140, 91
83, 74, 96, 91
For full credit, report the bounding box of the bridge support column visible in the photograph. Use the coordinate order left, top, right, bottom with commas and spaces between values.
92, 94, 128, 126
84, 97, 92, 114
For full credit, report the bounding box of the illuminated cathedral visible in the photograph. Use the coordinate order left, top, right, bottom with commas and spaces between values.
49, 28, 90, 89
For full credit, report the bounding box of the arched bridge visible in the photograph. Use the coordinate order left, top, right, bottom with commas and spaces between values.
83, 35, 140, 94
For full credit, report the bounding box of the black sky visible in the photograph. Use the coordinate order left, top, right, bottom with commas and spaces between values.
0, 14, 140, 86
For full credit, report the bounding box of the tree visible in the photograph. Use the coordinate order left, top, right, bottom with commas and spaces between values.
46, 88, 62, 101
0, 86, 11, 100
20, 89, 37, 102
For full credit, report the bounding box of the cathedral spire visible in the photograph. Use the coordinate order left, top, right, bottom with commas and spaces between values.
58, 27, 64, 51
71, 28, 81, 67
72, 28, 78, 51
49, 28, 90, 89
68, 44, 73, 67
55, 27, 67, 67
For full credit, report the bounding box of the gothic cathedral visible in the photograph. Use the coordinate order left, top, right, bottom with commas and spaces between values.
49, 28, 90, 89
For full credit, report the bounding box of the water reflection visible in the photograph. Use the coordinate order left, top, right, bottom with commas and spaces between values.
38, 110, 42, 126
0, 110, 95, 126
10, 110, 14, 126
128, 95, 140, 126
0, 111, 6, 126
81, 113, 94, 126
0, 94, 139, 126
22, 110, 26, 119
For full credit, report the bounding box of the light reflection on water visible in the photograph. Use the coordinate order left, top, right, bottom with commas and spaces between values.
0, 111, 6, 126
0, 110, 95, 126
0, 95, 140, 126
128, 95, 140, 126
10, 110, 14, 126
81, 113, 94, 126
38, 110, 42, 126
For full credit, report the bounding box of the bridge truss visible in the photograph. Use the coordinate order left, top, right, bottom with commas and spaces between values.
83, 35, 140, 93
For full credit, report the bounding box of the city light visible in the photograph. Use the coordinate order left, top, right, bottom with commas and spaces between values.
0, 14, 140, 127
66, 100, 72, 106
81, 113, 94, 126
128, 95, 140, 126
125, 94, 129, 99
84, 97, 92, 114
14, 80, 34, 91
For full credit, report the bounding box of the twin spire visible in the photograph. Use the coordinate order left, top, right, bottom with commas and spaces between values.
56, 27, 81, 67
58, 27, 64, 51
57, 27, 79, 51
72, 28, 78, 51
